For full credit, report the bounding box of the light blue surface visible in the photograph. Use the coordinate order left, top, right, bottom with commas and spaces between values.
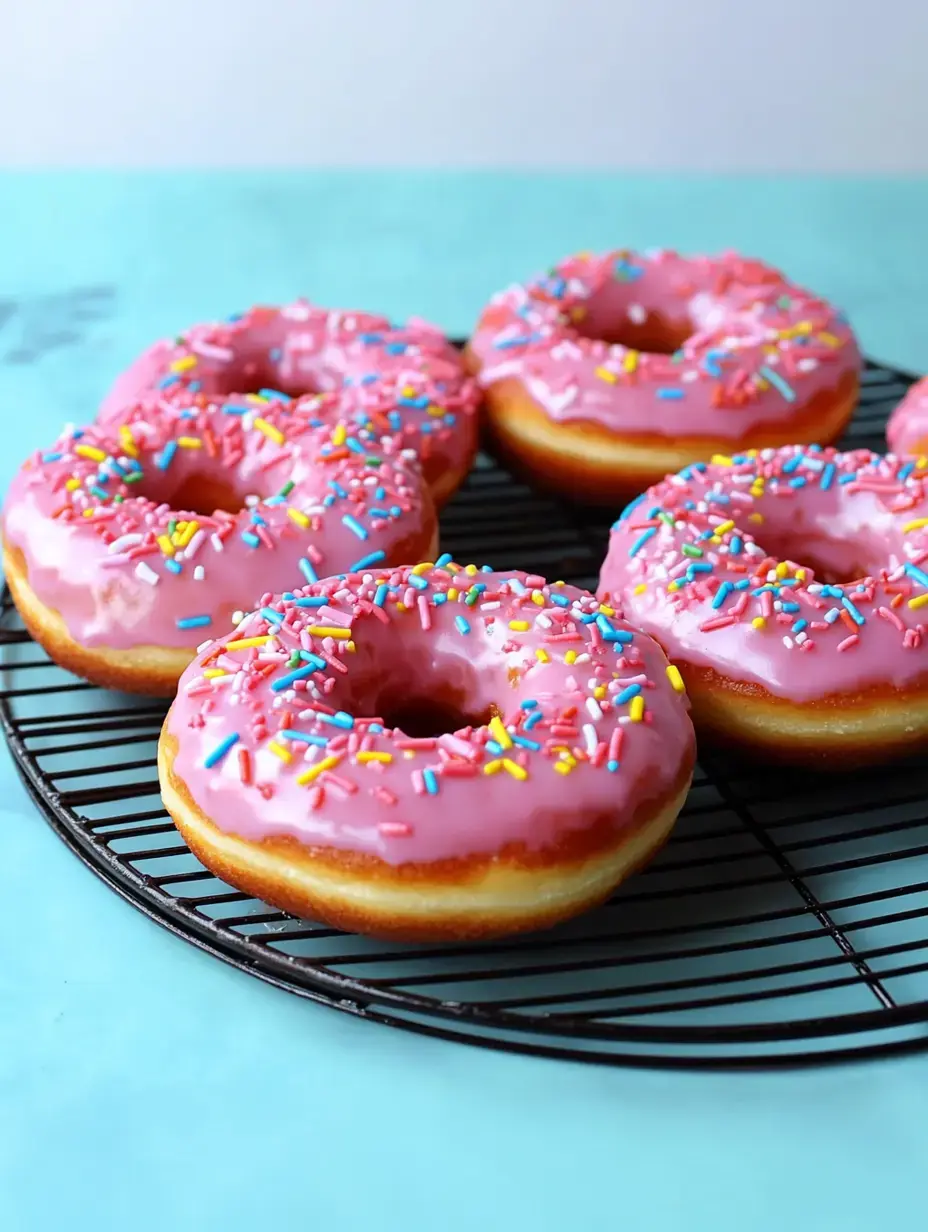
2, 172, 928, 1231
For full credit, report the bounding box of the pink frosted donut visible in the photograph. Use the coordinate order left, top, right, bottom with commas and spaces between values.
99, 300, 479, 507
466, 249, 861, 502
2, 398, 436, 696
598, 445, 928, 765
158, 563, 696, 941
887, 377, 928, 457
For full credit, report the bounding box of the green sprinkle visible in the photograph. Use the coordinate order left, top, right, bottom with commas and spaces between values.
682, 544, 704, 558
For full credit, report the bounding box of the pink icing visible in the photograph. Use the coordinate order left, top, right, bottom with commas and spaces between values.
887, 377, 928, 455
97, 300, 479, 491
2, 398, 432, 651
597, 446, 928, 702
166, 565, 695, 865
468, 249, 860, 439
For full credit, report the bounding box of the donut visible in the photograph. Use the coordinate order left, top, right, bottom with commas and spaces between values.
158, 562, 696, 941
597, 445, 928, 766
466, 249, 861, 502
887, 376, 928, 457
98, 299, 479, 507
2, 399, 436, 696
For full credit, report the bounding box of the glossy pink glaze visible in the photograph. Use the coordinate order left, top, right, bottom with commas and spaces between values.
469, 249, 860, 439
887, 377, 928, 455
598, 447, 928, 702
167, 566, 695, 865
2, 399, 432, 651
97, 300, 479, 492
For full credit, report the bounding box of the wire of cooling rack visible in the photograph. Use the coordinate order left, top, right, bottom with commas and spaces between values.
4, 356, 928, 1069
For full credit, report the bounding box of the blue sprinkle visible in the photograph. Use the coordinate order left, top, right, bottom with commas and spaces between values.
157, 440, 178, 470
615, 493, 646, 525
520, 700, 538, 710
293, 596, 328, 608
157, 374, 180, 390
422, 768, 439, 795
485, 741, 504, 756
523, 710, 543, 731
628, 527, 657, 557
841, 596, 865, 625
730, 536, 743, 555
782, 453, 805, 474
350, 550, 386, 572
299, 652, 328, 669
656, 388, 685, 400
824, 607, 841, 624
792, 619, 808, 633
374, 583, 389, 607
615, 684, 642, 705
780, 602, 800, 614
549, 592, 570, 606
241, 531, 261, 548
905, 563, 928, 589
408, 573, 429, 590
820, 463, 836, 490
758, 365, 796, 402
317, 710, 355, 730
435, 552, 453, 568
299, 558, 318, 584
204, 733, 239, 769
176, 614, 211, 630
259, 388, 290, 402
455, 615, 471, 635
223, 404, 250, 415
898, 461, 916, 481
712, 581, 733, 610
165, 559, 182, 574
42, 451, 63, 463
271, 666, 318, 692
89, 485, 109, 501
511, 734, 541, 751
606, 760, 620, 773
261, 606, 284, 624
280, 731, 328, 747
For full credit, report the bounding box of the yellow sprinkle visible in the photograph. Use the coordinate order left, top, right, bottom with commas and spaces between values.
903, 518, 928, 533
254, 417, 285, 446
795, 568, 806, 582
346, 640, 356, 653
170, 355, 197, 372
177, 520, 199, 548
448, 588, 459, 602
565, 649, 577, 665
412, 562, 434, 575
629, 696, 645, 722
268, 741, 293, 764
402, 384, 416, 398
918, 457, 928, 470
666, 665, 686, 693
748, 513, 764, 524
535, 648, 550, 663
509, 620, 530, 632
714, 520, 735, 536
464, 564, 478, 575
667, 580, 680, 592
623, 350, 639, 373
82, 508, 95, 517
297, 755, 341, 785
594, 686, 606, 700
775, 561, 790, 578
287, 508, 310, 528
156, 534, 175, 557
307, 626, 352, 640
427, 405, 445, 417
357, 751, 392, 764
598, 604, 614, 616
203, 669, 226, 679
332, 422, 347, 447
502, 758, 528, 781
65, 477, 81, 491
711, 454, 733, 466
752, 617, 767, 630
225, 636, 271, 650
908, 593, 928, 610
818, 331, 840, 347
531, 590, 545, 605
633, 583, 647, 595
395, 602, 407, 613
118, 426, 139, 458
444, 562, 459, 573
177, 436, 202, 449
553, 760, 573, 775
489, 715, 512, 749
483, 759, 503, 776
75, 444, 106, 462
594, 365, 618, 384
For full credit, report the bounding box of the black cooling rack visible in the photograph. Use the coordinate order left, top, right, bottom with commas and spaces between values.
4, 356, 928, 1070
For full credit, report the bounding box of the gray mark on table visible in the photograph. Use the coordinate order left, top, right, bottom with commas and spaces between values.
0, 285, 117, 365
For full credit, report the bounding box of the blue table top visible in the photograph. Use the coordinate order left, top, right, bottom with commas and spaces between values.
1, 172, 927, 1231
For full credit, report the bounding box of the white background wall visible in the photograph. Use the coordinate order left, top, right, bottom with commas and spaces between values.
0, 0, 926, 170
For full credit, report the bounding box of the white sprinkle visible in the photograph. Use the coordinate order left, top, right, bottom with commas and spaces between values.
583, 723, 598, 755
585, 697, 603, 721
194, 565, 205, 581
134, 561, 159, 585
210, 533, 224, 552
628, 303, 647, 324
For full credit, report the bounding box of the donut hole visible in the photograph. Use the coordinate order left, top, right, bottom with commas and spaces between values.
754, 529, 891, 586
572, 277, 692, 355
164, 472, 248, 518
211, 356, 322, 399
381, 696, 498, 740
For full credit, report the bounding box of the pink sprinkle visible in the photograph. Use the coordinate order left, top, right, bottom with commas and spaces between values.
836, 634, 859, 652
411, 769, 426, 795
608, 726, 624, 762
877, 605, 906, 632
379, 822, 413, 838
699, 615, 738, 632
373, 787, 398, 806
417, 594, 432, 630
